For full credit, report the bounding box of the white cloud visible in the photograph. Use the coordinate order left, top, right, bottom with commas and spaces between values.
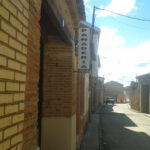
87, 5, 93, 14
96, 0, 136, 17
98, 27, 150, 86
83, 0, 93, 15
84, 0, 89, 4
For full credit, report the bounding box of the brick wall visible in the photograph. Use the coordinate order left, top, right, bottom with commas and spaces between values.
42, 35, 75, 117
23, 0, 41, 150
0, 0, 29, 149
0, 0, 83, 149
24, 0, 79, 149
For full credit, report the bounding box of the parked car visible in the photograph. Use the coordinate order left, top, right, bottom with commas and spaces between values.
106, 97, 115, 104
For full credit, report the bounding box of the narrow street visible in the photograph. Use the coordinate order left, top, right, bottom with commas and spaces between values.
101, 103, 150, 150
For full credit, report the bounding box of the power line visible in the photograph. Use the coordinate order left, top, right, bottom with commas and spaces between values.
95, 6, 150, 22
110, 17, 150, 31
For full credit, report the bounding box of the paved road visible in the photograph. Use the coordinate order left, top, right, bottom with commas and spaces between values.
100, 103, 150, 150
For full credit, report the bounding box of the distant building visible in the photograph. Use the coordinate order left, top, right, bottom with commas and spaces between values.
125, 73, 150, 114
136, 73, 150, 113
104, 81, 124, 102
124, 81, 140, 111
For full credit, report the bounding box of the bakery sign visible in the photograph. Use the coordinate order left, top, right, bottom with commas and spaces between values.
78, 28, 90, 72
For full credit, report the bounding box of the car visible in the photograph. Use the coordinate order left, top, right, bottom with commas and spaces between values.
106, 97, 115, 104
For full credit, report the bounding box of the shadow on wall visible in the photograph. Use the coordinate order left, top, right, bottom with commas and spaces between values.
100, 105, 150, 150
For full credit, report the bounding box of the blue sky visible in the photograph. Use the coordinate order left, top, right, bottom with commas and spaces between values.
84, 0, 150, 86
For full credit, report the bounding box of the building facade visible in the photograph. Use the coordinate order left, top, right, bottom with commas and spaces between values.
98, 77, 105, 105
90, 24, 101, 112
76, 21, 102, 147
125, 74, 150, 114
136, 73, 150, 114
124, 81, 140, 111
104, 81, 124, 103
0, 0, 87, 150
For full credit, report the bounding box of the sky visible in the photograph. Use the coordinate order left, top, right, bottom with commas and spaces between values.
83, 0, 150, 86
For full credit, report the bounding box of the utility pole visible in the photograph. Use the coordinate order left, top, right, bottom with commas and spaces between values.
91, 6, 96, 43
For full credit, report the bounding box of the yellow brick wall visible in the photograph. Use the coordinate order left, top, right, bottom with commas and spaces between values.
0, 0, 29, 149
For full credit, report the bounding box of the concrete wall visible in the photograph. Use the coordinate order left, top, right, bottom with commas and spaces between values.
41, 115, 76, 150
125, 81, 150, 113
125, 83, 140, 111
84, 73, 90, 115
137, 75, 150, 114
149, 91, 150, 113
140, 84, 149, 113
99, 79, 104, 105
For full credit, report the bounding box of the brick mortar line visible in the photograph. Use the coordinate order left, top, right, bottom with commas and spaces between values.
0, 66, 27, 74
0, 13, 28, 36
0, 22, 28, 45
0, 41, 28, 57
1, 0, 29, 23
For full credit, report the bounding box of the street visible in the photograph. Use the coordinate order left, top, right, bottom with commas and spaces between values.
100, 103, 150, 150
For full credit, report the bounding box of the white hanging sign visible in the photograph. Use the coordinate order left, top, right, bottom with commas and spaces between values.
78, 28, 90, 72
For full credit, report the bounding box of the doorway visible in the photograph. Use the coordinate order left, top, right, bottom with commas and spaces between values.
38, 39, 44, 147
